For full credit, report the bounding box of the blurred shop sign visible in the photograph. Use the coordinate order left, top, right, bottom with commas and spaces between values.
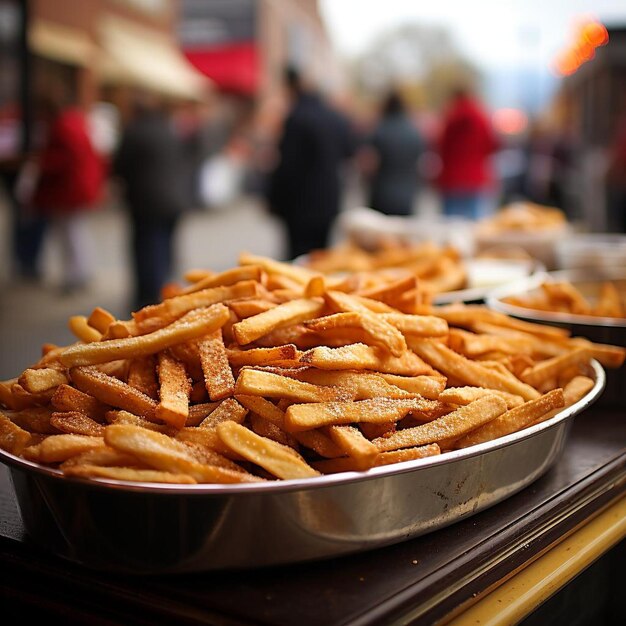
178, 0, 258, 95
29, 19, 96, 67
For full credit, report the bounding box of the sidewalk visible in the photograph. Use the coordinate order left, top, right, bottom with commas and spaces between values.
0, 196, 285, 379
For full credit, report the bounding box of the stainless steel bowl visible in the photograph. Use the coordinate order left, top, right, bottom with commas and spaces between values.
487, 269, 626, 408
1, 362, 605, 574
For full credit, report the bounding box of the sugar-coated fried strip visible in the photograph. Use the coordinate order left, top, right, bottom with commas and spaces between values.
87, 307, 116, 334
51, 384, 108, 422
377, 374, 446, 399
292, 429, 344, 458
10, 383, 56, 408
198, 397, 248, 429
106, 410, 173, 433
198, 330, 235, 401
50, 411, 106, 437
520, 347, 590, 388
326, 425, 379, 470
186, 402, 220, 426
305, 311, 407, 357
7, 407, 56, 434
181, 265, 263, 294
68, 316, 102, 343
249, 413, 298, 448
156, 352, 191, 429
312, 443, 441, 474
409, 338, 540, 401
228, 299, 278, 319
0, 412, 32, 454
235, 394, 286, 426
61, 304, 231, 367
373, 395, 507, 452
105, 424, 260, 483
324, 290, 396, 314
226, 344, 298, 367
232, 298, 325, 345
62, 465, 198, 484
238, 251, 320, 286
134, 281, 259, 330
22, 434, 105, 463
70, 366, 157, 419
438, 386, 525, 409
300, 343, 435, 376
455, 389, 565, 448
18, 368, 68, 394
60, 445, 144, 469
379, 313, 448, 338
284, 397, 440, 432
216, 421, 319, 479
126, 356, 159, 400
235, 368, 345, 403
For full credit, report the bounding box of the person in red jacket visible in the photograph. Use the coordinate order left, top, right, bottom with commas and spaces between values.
437, 87, 499, 219
29, 85, 105, 293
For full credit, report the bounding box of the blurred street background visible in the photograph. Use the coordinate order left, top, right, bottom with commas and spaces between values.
1, 0, 626, 378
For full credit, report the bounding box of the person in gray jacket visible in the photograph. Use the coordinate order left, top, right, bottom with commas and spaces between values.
364, 91, 424, 216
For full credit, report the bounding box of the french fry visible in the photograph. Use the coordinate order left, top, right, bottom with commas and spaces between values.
198, 330, 235, 401
22, 434, 105, 463
87, 307, 116, 334
216, 421, 319, 479
68, 316, 102, 343
0, 412, 32, 454
60, 445, 143, 469
520, 347, 590, 388
235, 394, 286, 426
156, 352, 191, 429
198, 398, 248, 429
70, 366, 157, 419
62, 465, 198, 484
455, 389, 564, 448
232, 298, 325, 345
377, 374, 446, 399
181, 265, 263, 294
226, 344, 299, 368
373, 395, 508, 452
107, 410, 173, 433
312, 443, 440, 474
126, 355, 159, 399
326, 425, 379, 469
60, 304, 231, 367
50, 411, 105, 437
8, 407, 57, 434
284, 397, 441, 432
438, 386, 525, 409
249, 413, 298, 448
18, 368, 68, 394
51, 384, 108, 422
379, 313, 448, 338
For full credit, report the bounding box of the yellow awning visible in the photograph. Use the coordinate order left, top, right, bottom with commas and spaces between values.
98, 15, 211, 102
29, 19, 97, 67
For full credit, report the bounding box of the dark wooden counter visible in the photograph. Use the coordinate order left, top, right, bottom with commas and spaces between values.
1, 408, 625, 626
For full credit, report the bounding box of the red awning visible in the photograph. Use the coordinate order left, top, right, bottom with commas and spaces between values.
184, 41, 258, 96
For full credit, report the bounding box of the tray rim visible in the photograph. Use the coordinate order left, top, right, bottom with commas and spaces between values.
0, 362, 606, 496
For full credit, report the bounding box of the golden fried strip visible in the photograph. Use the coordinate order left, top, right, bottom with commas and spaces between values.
87, 307, 116, 334
198, 397, 248, 429
102, 319, 140, 340
50, 411, 105, 437
379, 313, 448, 338
409, 338, 540, 401
60, 304, 231, 367
326, 425, 379, 470
228, 299, 278, 318
186, 402, 221, 426
520, 347, 590, 388
312, 443, 441, 473
216, 421, 319, 479
198, 330, 235, 401
51, 384, 108, 422
62, 465, 198, 484
181, 265, 263, 294
18, 368, 68, 394
438, 386, 524, 409
235, 394, 286, 425
226, 344, 298, 367
60, 445, 143, 468
238, 251, 319, 285
70, 366, 157, 419
156, 352, 191, 429
68, 316, 102, 343
0, 412, 32, 454
23, 434, 105, 463
448, 328, 533, 357
8, 407, 56, 434
292, 429, 344, 458
284, 397, 440, 432
305, 311, 407, 357
324, 289, 396, 314
235, 368, 344, 403
105, 424, 259, 483
232, 298, 325, 345
106, 410, 173, 433
134, 281, 259, 330
377, 374, 446, 399
300, 343, 435, 376
126, 356, 159, 399
372, 395, 508, 452
249, 413, 298, 448
455, 389, 565, 448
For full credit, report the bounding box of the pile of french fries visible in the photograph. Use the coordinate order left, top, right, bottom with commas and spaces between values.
503, 280, 626, 319
0, 253, 624, 485
476, 202, 567, 235
303, 239, 467, 296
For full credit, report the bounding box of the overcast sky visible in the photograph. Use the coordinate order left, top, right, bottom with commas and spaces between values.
320, 0, 626, 70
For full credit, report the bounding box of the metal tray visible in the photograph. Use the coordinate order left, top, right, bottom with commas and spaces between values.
0, 362, 605, 574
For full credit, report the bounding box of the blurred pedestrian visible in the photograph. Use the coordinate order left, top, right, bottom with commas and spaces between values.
29, 83, 105, 293
437, 87, 499, 219
113, 93, 188, 310
361, 90, 424, 216
267, 66, 355, 259
606, 112, 626, 233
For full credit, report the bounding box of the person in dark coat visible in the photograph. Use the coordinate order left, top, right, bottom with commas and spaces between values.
364, 91, 424, 216
113, 95, 188, 310
267, 67, 355, 260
